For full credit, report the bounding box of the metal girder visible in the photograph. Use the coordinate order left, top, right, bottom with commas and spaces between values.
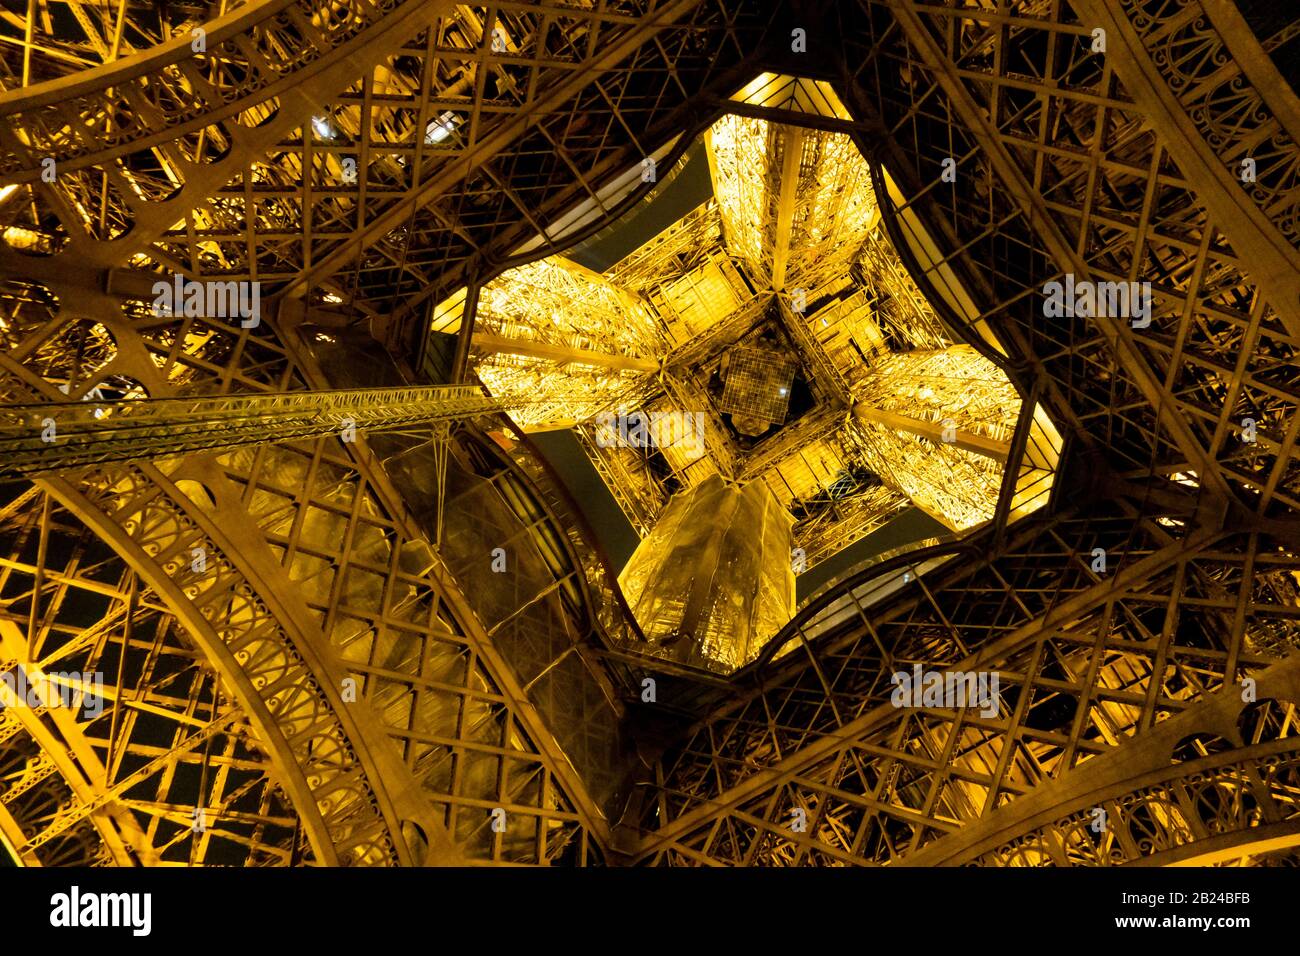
852, 404, 1009, 463
1074, 0, 1300, 343
0, 0, 458, 269
846, 0, 1300, 516
908, 651, 1300, 866
470, 331, 659, 373
634, 502, 1227, 858
883, 0, 1229, 501
0, 483, 321, 866
280, 0, 712, 301
0, 384, 521, 479
1, 0, 1299, 871
0, 244, 614, 865
631, 489, 1300, 866
770, 125, 804, 292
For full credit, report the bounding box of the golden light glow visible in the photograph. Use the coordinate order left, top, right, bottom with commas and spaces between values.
460, 83, 1059, 666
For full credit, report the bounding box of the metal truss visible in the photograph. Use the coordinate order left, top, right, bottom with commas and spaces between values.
0, 259, 612, 867
909, 680, 1300, 866
0, 0, 1298, 869
633, 489, 1300, 865
614, 0, 1300, 866
0, 484, 303, 866
0, 0, 773, 865
454, 102, 1047, 569
846, 0, 1300, 511
0, 383, 523, 479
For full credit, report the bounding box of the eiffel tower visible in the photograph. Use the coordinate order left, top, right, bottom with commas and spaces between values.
1, 0, 1298, 869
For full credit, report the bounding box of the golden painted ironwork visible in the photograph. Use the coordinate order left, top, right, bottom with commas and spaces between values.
460, 105, 1054, 582
0, 384, 527, 479
0, 0, 1296, 872
618, 475, 795, 672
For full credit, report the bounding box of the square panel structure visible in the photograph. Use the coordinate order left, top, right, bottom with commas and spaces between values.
718, 345, 797, 431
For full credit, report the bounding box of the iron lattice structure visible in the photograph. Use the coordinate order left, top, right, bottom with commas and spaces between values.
0, 0, 1296, 869
451, 97, 1059, 572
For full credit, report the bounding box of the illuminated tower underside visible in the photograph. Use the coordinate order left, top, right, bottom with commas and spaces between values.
618, 474, 795, 672
0, 1, 1297, 870
454, 98, 1060, 585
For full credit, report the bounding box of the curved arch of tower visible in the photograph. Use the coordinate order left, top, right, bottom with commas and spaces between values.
0, 0, 1298, 868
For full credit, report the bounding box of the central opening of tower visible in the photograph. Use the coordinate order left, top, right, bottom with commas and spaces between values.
430, 74, 1050, 673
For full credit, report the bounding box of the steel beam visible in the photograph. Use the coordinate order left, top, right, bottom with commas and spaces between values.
0, 385, 524, 479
